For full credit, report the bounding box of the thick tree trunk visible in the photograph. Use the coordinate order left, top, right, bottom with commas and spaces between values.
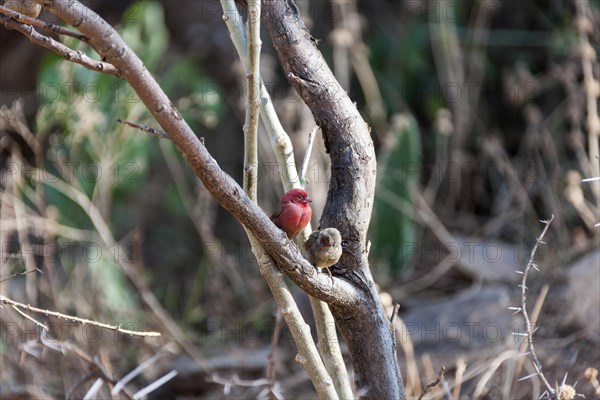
260, 1, 405, 398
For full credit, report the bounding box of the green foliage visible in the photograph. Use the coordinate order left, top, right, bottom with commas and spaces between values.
30, 0, 179, 317
161, 59, 223, 131
122, 1, 169, 71
372, 113, 421, 276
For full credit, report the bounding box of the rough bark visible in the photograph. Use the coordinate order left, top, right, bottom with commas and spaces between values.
260, 1, 405, 398
42, 0, 405, 397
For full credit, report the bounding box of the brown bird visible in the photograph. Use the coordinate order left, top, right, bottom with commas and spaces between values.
304, 228, 343, 270
4, 0, 42, 18
270, 188, 312, 238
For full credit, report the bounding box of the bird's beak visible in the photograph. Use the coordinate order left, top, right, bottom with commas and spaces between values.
305, 197, 313, 204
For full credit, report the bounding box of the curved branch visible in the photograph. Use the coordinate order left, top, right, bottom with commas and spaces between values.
32, 1, 403, 397
260, 1, 405, 398
220, 3, 353, 397
41, 0, 358, 308
261, 1, 376, 270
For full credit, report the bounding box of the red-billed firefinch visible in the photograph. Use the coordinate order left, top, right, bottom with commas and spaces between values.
4, 0, 42, 18
270, 188, 312, 238
304, 228, 343, 269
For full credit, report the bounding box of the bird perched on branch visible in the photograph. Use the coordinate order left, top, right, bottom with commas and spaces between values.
4, 0, 42, 18
304, 228, 343, 273
270, 188, 312, 238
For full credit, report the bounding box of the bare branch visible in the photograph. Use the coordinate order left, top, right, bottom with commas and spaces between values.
11, 304, 48, 331
1, 294, 160, 337
132, 370, 178, 399
220, 0, 299, 193
21, 0, 389, 397
242, 0, 261, 200
267, 310, 282, 398
517, 215, 555, 397
0, 267, 41, 283
1, 13, 119, 76
221, 2, 352, 394
39, 331, 135, 400
261, 1, 404, 397
112, 352, 168, 395
0, 5, 87, 40
417, 365, 446, 400
117, 119, 168, 139
40, 0, 356, 306
300, 126, 318, 186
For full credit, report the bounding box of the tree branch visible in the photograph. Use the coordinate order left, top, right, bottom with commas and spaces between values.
1, 12, 119, 76
221, 0, 298, 193
242, 0, 260, 199
260, 1, 405, 398
1, 294, 160, 337
237, 1, 339, 397
40, 0, 357, 305
220, 2, 352, 397
0, 5, 87, 40
24, 0, 401, 397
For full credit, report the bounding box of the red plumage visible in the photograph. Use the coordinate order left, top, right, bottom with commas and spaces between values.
270, 188, 312, 238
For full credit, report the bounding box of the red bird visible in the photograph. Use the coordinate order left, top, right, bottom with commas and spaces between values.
270, 188, 312, 238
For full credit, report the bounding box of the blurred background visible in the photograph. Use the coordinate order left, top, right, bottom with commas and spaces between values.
1, 0, 598, 398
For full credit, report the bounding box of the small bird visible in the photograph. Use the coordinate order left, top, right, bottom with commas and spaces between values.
270, 188, 312, 238
4, 0, 42, 19
304, 228, 343, 270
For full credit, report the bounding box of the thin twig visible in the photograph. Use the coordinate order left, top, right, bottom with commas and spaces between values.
9, 151, 39, 305
417, 365, 446, 400
0, 267, 41, 283
39, 330, 135, 400
575, 0, 600, 202
210, 374, 272, 388
390, 303, 400, 325
395, 316, 421, 396
300, 126, 318, 186
0, 5, 88, 40
242, 0, 261, 200
221, 0, 298, 192
66, 374, 96, 400
267, 309, 283, 399
11, 304, 48, 331
1, 294, 160, 337
512, 284, 550, 382
453, 359, 466, 400
474, 350, 522, 399
131, 370, 178, 400
1, 14, 119, 76
83, 378, 105, 400
390, 303, 401, 372
117, 119, 168, 139
112, 352, 167, 395
517, 215, 555, 397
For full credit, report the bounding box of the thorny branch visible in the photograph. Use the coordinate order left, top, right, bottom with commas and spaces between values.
512, 215, 555, 397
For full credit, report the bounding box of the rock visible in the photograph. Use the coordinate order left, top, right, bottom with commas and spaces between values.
400, 285, 517, 349
564, 250, 600, 343
453, 235, 522, 284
